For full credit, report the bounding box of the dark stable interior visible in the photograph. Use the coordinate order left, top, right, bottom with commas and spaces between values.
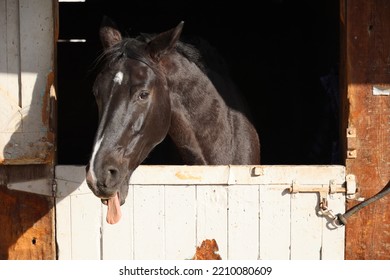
57, 0, 340, 165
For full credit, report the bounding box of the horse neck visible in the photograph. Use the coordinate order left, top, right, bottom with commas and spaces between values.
164, 54, 231, 164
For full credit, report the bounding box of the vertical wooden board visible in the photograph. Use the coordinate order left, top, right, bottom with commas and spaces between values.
19, 0, 53, 109
0, 0, 6, 73
342, 0, 390, 260
164, 185, 196, 260
0, 0, 20, 107
0, 0, 22, 162
321, 193, 345, 260
55, 196, 72, 260
133, 185, 165, 259
196, 185, 228, 259
0, 0, 55, 164
258, 184, 291, 260
290, 192, 322, 260
227, 185, 259, 259
55, 173, 103, 260
19, 0, 53, 134
69, 193, 102, 260
102, 185, 134, 260
18, 0, 55, 163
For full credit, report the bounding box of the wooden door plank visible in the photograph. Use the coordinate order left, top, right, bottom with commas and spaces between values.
229, 165, 346, 185
129, 165, 229, 185
0, 0, 22, 162
1, 0, 55, 164
69, 193, 102, 259
56, 178, 102, 260
164, 185, 196, 260
18, 0, 55, 163
19, 0, 53, 108
0, 0, 20, 108
133, 185, 165, 259
196, 185, 228, 259
290, 192, 322, 260
259, 184, 291, 259
101, 186, 134, 260
55, 196, 72, 260
228, 185, 259, 259
321, 193, 345, 260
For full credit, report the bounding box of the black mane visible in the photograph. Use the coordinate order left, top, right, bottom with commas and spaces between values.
100, 32, 217, 76
102, 38, 154, 69
137, 33, 207, 73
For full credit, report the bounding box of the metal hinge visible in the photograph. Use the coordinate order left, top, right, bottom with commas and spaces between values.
6, 177, 58, 197
7, 178, 53, 196
52, 178, 58, 197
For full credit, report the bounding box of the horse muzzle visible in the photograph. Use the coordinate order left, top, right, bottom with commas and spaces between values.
86, 164, 129, 203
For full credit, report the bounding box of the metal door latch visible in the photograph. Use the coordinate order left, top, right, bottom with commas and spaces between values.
289, 180, 345, 216
288, 175, 362, 227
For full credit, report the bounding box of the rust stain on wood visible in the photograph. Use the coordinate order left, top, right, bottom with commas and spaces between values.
42, 72, 54, 127
175, 171, 202, 181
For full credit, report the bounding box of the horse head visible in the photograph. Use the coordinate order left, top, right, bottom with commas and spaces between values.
86, 17, 184, 224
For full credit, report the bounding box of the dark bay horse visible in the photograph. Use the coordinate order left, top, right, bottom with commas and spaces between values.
86, 17, 260, 224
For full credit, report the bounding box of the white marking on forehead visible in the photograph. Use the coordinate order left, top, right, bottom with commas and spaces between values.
113, 71, 124, 85
89, 134, 104, 183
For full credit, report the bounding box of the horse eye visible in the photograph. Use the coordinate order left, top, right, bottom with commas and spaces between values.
138, 91, 149, 100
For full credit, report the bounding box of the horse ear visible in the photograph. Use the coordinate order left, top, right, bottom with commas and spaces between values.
99, 16, 122, 49
147, 21, 184, 61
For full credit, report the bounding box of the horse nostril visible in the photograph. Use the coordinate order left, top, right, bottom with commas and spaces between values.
107, 167, 119, 178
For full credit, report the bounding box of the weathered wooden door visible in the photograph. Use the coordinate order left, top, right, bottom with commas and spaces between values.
0, 0, 57, 259
340, 0, 390, 259
56, 165, 346, 260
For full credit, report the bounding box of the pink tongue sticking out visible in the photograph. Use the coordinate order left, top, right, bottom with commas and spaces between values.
106, 192, 122, 224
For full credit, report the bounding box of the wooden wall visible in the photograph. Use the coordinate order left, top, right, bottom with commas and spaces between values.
341, 0, 390, 259
0, 0, 57, 260
0, 166, 55, 259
